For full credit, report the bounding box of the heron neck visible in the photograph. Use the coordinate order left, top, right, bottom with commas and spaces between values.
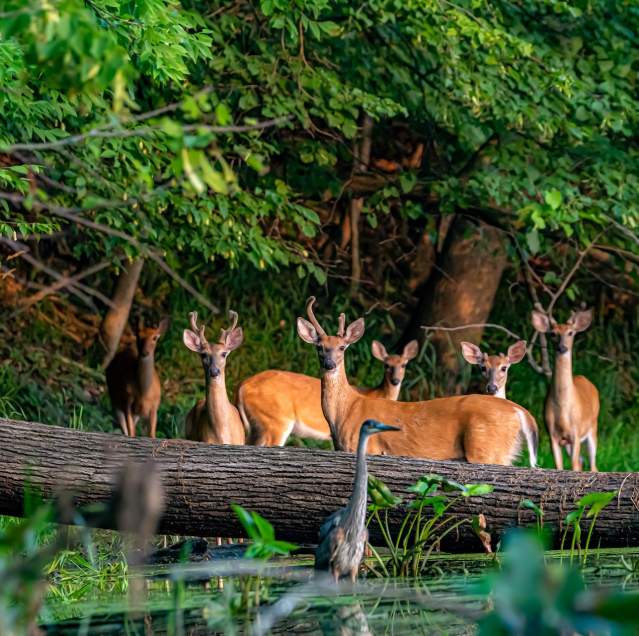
343, 431, 370, 532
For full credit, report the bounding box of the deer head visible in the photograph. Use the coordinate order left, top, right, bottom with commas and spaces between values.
297, 297, 365, 372
371, 339, 419, 387
531, 308, 593, 356
135, 317, 170, 358
183, 310, 243, 379
461, 340, 526, 396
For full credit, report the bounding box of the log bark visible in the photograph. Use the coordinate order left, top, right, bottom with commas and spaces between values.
100, 259, 144, 367
1, 419, 637, 551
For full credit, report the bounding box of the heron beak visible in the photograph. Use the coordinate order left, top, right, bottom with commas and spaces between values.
373, 423, 401, 433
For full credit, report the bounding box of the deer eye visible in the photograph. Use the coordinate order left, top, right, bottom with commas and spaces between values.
339, 345, 346, 351
568, 331, 574, 336
402, 363, 407, 368
501, 366, 507, 372
221, 351, 228, 358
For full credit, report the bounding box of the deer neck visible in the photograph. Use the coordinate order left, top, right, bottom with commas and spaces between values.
342, 432, 371, 533
495, 385, 507, 399
321, 364, 359, 435
137, 353, 156, 395
552, 349, 575, 406
205, 372, 233, 441
379, 376, 401, 400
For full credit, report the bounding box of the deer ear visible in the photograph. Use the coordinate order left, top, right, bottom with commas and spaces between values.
158, 317, 170, 335
507, 340, 527, 364
403, 339, 419, 361
225, 327, 244, 351
183, 329, 202, 353
344, 318, 365, 345
531, 310, 551, 333
297, 317, 319, 344
371, 340, 388, 361
460, 341, 483, 365
571, 308, 593, 332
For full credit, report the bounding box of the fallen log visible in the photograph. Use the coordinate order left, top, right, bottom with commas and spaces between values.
0, 418, 637, 551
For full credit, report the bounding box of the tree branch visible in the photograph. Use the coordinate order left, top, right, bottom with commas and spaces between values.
2, 116, 293, 153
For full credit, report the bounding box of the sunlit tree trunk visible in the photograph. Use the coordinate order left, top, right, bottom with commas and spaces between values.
401, 217, 507, 391
100, 259, 143, 367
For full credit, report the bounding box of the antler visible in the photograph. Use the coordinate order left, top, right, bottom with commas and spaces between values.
220, 310, 239, 344
189, 311, 207, 344
306, 296, 327, 336
337, 313, 346, 337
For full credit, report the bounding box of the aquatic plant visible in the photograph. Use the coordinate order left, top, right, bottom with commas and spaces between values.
367, 474, 494, 577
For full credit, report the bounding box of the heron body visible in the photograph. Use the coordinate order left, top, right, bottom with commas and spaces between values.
314, 420, 400, 582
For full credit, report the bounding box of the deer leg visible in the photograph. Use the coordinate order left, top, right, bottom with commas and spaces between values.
126, 406, 136, 437
585, 431, 598, 472
550, 437, 564, 470
570, 438, 582, 471
115, 410, 128, 436
148, 408, 158, 439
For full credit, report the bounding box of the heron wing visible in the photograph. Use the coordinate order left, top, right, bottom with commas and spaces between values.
314, 526, 345, 572
318, 507, 345, 543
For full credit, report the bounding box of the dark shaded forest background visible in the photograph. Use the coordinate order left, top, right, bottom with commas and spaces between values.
1, 0, 638, 470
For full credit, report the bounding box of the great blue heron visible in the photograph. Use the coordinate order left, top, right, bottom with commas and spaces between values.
315, 419, 400, 582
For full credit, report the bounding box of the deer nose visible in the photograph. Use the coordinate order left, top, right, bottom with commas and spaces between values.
390, 378, 401, 386
557, 344, 569, 354
486, 383, 498, 395
322, 359, 336, 370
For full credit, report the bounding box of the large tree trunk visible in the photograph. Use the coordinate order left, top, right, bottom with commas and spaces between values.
1, 419, 637, 551
401, 217, 507, 390
99, 259, 143, 367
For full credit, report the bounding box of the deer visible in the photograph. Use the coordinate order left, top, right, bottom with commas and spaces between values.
460, 339, 537, 466
297, 297, 539, 466
237, 339, 419, 446
460, 340, 527, 399
105, 317, 170, 438
183, 310, 245, 445
531, 308, 599, 471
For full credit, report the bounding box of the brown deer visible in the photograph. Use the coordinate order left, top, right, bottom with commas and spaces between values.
531, 308, 599, 471
237, 340, 419, 446
460, 339, 537, 466
183, 310, 245, 445
106, 317, 170, 438
297, 297, 538, 465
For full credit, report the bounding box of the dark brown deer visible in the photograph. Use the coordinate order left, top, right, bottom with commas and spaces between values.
106, 317, 169, 437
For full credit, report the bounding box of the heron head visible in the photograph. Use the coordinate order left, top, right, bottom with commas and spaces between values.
361, 419, 401, 436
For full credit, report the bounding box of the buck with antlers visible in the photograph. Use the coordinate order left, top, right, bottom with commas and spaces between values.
531, 307, 599, 471
106, 317, 169, 438
237, 339, 419, 446
460, 339, 538, 466
297, 297, 538, 466
183, 310, 245, 445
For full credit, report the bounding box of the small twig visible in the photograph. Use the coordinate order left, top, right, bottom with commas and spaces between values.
16, 260, 112, 311
421, 323, 522, 340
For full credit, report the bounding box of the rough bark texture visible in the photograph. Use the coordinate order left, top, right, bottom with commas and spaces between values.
1, 419, 637, 551
100, 259, 144, 367
402, 217, 508, 388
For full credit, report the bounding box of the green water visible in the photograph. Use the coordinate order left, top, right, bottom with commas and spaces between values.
39, 549, 639, 635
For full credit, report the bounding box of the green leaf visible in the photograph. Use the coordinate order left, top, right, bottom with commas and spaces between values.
544, 189, 563, 210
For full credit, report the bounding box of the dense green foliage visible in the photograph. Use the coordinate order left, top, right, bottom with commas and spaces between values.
2, 0, 639, 281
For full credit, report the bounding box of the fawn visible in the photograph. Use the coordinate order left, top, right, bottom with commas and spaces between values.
106, 317, 169, 438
